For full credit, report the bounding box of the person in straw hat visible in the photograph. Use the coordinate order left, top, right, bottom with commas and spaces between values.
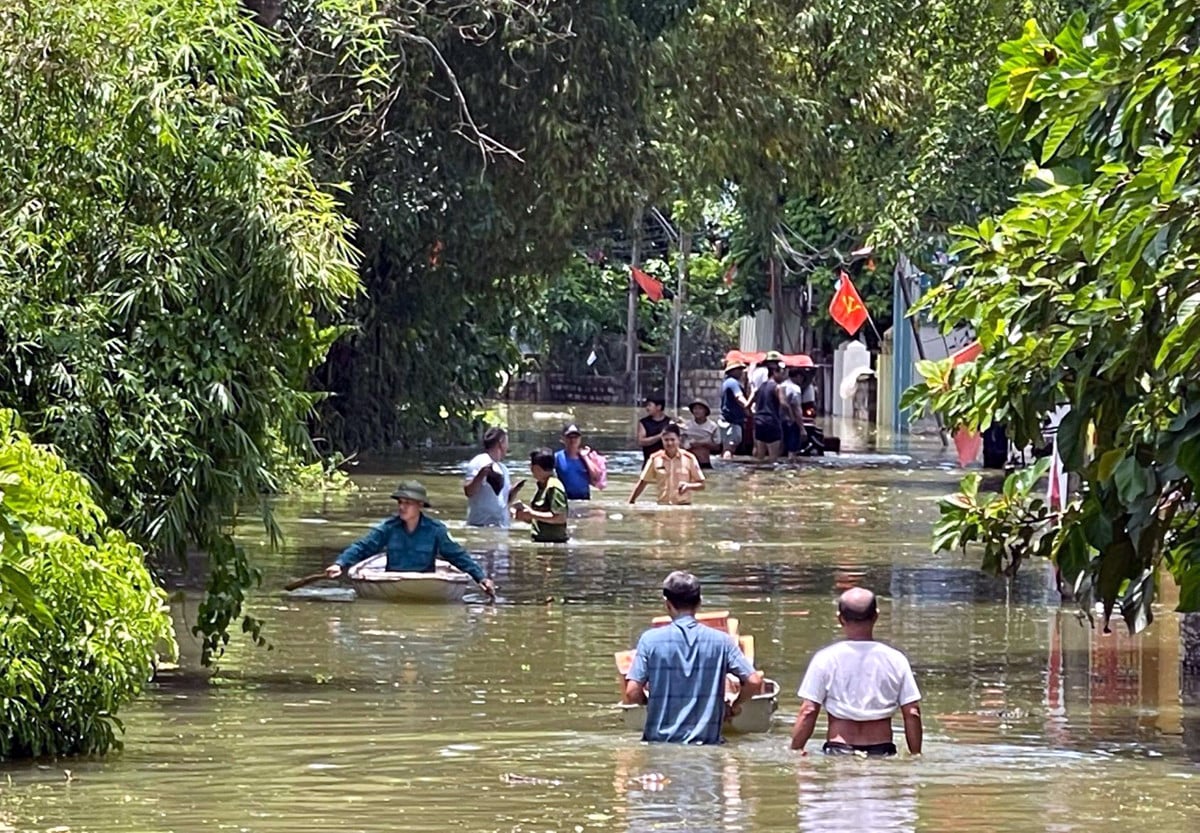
325, 480, 495, 597
680, 399, 720, 469
718, 359, 751, 459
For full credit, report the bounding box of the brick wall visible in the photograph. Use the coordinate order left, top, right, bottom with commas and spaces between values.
505, 369, 727, 407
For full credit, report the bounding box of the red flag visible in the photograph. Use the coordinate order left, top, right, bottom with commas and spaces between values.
631, 266, 664, 302
723, 263, 737, 286
829, 271, 869, 336
951, 340, 982, 366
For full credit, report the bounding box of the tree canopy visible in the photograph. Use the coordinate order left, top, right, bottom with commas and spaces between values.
261, 0, 1085, 444
264, 0, 694, 448
646, 0, 1083, 351
0, 0, 357, 663
906, 0, 1200, 629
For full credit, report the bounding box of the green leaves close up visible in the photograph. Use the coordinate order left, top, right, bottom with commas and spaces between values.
914, 0, 1200, 629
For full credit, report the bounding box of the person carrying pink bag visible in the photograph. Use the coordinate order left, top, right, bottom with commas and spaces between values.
554, 423, 607, 499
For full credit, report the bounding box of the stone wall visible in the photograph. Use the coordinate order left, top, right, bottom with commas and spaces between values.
679, 370, 725, 409
507, 368, 835, 413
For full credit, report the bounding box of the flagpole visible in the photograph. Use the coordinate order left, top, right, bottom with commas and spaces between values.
865, 311, 884, 344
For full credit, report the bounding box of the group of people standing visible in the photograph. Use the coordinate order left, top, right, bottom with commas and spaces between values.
718, 351, 818, 463
626, 350, 823, 505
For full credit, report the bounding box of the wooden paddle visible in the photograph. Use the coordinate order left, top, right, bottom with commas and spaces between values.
284, 572, 332, 592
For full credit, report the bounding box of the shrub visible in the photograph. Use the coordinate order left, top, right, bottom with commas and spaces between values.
1, 411, 175, 759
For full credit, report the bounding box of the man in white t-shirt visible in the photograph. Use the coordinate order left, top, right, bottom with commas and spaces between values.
463, 427, 523, 527
790, 587, 922, 757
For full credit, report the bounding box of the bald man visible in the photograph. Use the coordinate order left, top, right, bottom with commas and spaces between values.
790, 588, 922, 756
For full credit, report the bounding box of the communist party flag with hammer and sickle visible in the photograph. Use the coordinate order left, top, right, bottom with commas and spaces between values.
829, 270, 869, 336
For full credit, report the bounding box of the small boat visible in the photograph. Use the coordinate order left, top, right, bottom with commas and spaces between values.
346, 554, 472, 603
618, 678, 780, 734
614, 611, 780, 735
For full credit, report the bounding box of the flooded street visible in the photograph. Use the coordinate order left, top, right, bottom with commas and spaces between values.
3, 405, 1198, 832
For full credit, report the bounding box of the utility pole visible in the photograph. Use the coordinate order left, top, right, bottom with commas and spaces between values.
799, 277, 811, 355
625, 208, 643, 403
670, 231, 690, 414
769, 256, 784, 350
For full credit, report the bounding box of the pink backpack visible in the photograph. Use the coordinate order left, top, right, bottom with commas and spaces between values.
587, 449, 608, 490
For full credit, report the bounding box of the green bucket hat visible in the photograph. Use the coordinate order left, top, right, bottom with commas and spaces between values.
764, 350, 784, 364
389, 479, 431, 507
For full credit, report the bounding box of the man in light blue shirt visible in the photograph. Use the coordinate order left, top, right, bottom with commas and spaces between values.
623, 571, 762, 744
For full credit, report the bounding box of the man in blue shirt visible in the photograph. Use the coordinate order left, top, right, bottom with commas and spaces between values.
623, 571, 762, 744
719, 361, 751, 459
324, 480, 495, 597
553, 423, 596, 500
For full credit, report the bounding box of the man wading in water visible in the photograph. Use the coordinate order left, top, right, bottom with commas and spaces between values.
463, 427, 523, 528
624, 571, 763, 744
628, 423, 705, 506
790, 587, 923, 756
750, 355, 786, 463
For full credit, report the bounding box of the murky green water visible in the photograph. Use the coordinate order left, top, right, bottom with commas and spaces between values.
3, 405, 1198, 832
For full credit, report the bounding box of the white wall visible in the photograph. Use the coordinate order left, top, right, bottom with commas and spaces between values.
832, 340, 871, 418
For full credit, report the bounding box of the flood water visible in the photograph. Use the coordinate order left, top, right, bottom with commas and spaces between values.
3, 404, 1199, 832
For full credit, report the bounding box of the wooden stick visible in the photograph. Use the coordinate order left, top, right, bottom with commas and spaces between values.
284, 573, 330, 592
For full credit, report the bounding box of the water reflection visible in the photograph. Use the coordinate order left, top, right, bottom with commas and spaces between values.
613, 745, 759, 832
796, 759, 917, 833
1184, 675, 1200, 762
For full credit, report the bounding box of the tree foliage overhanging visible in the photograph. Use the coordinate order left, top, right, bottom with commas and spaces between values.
0, 0, 358, 664
906, 0, 1200, 628
269, 0, 697, 449
272, 0, 1084, 444
617, 0, 1082, 358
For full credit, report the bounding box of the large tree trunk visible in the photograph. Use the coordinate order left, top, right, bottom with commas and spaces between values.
240, 0, 282, 28
1183, 612, 1200, 676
